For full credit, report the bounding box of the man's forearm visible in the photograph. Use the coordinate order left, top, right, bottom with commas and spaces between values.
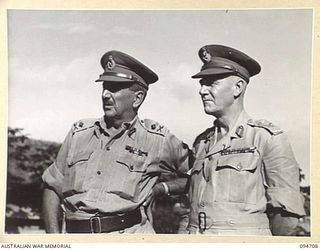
42, 187, 61, 233
165, 177, 189, 195
153, 177, 189, 197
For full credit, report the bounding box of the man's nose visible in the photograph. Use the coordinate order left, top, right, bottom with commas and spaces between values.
102, 89, 112, 98
199, 85, 209, 96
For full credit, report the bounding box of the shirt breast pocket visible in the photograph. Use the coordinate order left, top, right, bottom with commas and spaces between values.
106, 153, 149, 201
214, 151, 261, 204
63, 150, 93, 196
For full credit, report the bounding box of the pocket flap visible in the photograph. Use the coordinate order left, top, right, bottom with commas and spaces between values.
217, 152, 260, 172
116, 153, 147, 173
67, 151, 93, 166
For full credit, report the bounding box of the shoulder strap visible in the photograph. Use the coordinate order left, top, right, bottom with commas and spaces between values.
72, 118, 97, 134
247, 119, 283, 135
140, 119, 168, 136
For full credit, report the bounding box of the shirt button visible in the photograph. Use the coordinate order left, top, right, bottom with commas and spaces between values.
97, 171, 101, 175
200, 201, 205, 207
106, 147, 110, 151
228, 219, 236, 225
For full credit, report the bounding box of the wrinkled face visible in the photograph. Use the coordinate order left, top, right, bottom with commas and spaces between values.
102, 82, 136, 121
199, 75, 236, 117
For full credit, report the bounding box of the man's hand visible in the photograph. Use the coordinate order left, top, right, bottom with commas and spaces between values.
173, 201, 190, 216
152, 182, 166, 197
270, 209, 300, 236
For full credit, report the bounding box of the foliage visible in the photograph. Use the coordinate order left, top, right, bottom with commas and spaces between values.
7, 127, 60, 186
6, 127, 60, 216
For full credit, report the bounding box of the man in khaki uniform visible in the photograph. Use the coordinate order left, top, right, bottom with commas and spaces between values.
42, 50, 189, 234
187, 44, 305, 235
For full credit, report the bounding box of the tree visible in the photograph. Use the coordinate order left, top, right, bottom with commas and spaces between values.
6, 127, 61, 233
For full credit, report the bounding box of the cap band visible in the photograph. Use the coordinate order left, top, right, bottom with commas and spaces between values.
202, 57, 250, 82
98, 72, 148, 89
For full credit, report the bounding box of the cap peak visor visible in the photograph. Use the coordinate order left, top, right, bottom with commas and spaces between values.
95, 74, 135, 83
192, 67, 237, 79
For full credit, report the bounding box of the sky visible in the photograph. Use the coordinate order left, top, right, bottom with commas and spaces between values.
7, 9, 312, 185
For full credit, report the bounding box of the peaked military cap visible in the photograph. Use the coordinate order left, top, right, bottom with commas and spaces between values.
192, 45, 261, 82
96, 50, 158, 89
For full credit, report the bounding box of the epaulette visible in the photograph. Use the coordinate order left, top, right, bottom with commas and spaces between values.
247, 119, 283, 135
140, 119, 167, 136
72, 118, 96, 133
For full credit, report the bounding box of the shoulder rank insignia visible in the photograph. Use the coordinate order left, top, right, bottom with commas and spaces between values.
73, 119, 96, 133
247, 119, 283, 135
141, 119, 167, 136
73, 121, 86, 132
125, 145, 148, 157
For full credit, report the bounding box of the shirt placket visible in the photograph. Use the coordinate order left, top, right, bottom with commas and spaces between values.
199, 128, 232, 208
83, 125, 131, 201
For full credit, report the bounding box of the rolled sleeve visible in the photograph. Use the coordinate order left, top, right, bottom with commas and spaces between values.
160, 132, 190, 176
42, 162, 64, 197
42, 128, 73, 197
157, 132, 190, 195
267, 187, 305, 215
263, 133, 306, 216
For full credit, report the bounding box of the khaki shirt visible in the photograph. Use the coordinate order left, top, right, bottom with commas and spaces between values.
188, 111, 305, 233
42, 116, 189, 228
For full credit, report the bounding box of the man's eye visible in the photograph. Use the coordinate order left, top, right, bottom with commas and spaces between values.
103, 82, 132, 92
199, 79, 216, 86
199, 81, 209, 86
200, 82, 213, 87
103, 84, 122, 92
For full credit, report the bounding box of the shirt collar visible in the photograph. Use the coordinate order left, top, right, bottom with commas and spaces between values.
121, 116, 138, 131
94, 116, 138, 138
209, 110, 251, 140
228, 110, 251, 139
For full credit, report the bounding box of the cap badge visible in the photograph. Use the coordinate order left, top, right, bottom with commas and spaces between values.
106, 55, 116, 70
200, 48, 212, 62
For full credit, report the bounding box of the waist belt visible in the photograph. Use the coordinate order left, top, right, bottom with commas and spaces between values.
66, 209, 142, 233
191, 213, 270, 231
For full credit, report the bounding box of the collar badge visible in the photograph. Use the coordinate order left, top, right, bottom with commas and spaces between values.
235, 125, 244, 138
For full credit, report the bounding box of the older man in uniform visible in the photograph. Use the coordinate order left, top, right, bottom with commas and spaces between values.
187, 44, 305, 235
42, 50, 189, 234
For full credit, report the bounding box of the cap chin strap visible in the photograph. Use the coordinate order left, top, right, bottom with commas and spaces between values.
99, 72, 148, 89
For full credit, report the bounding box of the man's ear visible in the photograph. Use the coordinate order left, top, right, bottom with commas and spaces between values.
133, 91, 145, 109
233, 78, 246, 98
